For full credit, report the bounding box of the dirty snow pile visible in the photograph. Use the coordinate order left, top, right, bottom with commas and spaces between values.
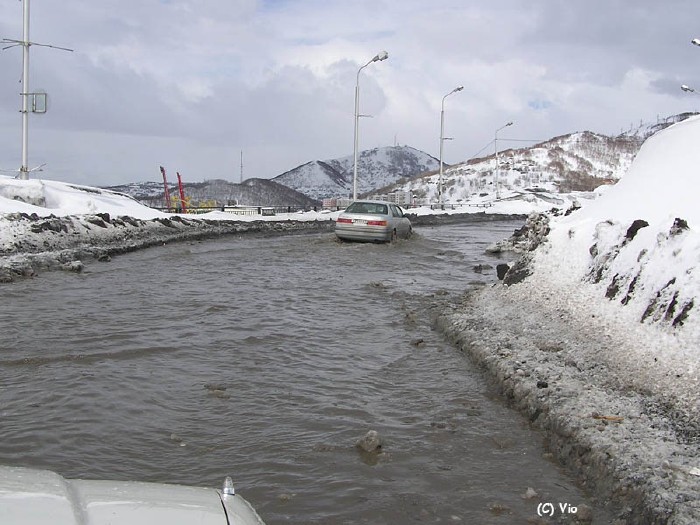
441, 115, 700, 523
0, 178, 339, 281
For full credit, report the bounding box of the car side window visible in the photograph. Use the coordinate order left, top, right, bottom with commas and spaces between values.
390, 205, 403, 217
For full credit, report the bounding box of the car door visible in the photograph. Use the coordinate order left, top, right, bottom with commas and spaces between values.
390, 205, 409, 237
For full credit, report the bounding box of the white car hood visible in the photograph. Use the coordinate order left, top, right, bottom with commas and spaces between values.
0, 466, 266, 525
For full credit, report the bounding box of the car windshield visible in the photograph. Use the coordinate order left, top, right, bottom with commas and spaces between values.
345, 202, 388, 215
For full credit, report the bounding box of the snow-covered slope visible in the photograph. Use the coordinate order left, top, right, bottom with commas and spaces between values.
271, 161, 347, 201
385, 114, 698, 206
388, 131, 641, 205
273, 145, 440, 199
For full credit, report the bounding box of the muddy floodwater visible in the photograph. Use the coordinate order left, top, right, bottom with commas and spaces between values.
0, 220, 612, 523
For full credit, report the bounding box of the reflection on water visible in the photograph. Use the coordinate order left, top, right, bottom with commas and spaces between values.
0, 220, 611, 523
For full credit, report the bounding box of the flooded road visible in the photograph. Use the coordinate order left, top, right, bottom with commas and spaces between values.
0, 220, 610, 523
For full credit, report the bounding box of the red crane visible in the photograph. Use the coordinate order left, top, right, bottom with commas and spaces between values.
176, 172, 187, 213
159, 166, 172, 211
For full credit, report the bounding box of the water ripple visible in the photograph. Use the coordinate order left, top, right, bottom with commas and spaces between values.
0, 221, 613, 523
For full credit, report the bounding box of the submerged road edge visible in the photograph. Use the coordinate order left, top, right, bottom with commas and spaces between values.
435, 285, 700, 525
0, 214, 336, 282
0, 212, 527, 282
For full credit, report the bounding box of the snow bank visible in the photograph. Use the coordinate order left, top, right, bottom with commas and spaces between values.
490, 115, 700, 434
0, 176, 344, 281
573, 115, 700, 225
435, 113, 700, 524
0, 177, 166, 219
528, 115, 700, 339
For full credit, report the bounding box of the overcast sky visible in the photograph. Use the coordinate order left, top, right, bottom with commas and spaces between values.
1, 0, 699, 187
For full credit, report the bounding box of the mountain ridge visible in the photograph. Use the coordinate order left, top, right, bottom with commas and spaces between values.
105, 177, 320, 209
272, 145, 440, 200
106, 113, 698, 207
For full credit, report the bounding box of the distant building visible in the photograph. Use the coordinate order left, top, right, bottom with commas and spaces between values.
369, 191, 413, 205
222, 205, 275, 216
323, 194, 412, 208
322, 197, 354, 209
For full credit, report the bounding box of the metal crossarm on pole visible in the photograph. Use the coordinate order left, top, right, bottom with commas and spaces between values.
1, 0, 73, 180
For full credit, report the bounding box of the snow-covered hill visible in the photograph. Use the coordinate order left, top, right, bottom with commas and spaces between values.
272, 145, 440, 199
380, 113, 698, 206
384, 131, 641, 205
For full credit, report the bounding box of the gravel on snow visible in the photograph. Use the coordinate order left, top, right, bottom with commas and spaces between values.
436, 279, 700, 524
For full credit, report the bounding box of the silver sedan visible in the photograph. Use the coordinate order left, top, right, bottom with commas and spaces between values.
335, 200, 412, 242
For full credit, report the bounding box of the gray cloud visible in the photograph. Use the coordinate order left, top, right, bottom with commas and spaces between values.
1, 0, 699, 185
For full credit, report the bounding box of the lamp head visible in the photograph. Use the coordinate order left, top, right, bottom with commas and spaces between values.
692, 38, 700, 47
373, 50, 389, 62
681, 84, 695, 93
454, 85, 464, 93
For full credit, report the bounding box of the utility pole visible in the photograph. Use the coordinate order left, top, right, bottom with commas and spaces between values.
2, 0, 72, 179
19, 0, 30, 180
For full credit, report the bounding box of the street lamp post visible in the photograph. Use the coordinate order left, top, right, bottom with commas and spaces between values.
438, 86, 463, 205
494, 121, 513, 199
353, 50, 388, 201
685, 39, 700, 100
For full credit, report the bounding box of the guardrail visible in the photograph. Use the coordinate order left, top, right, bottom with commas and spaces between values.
152, 202, 494, 215
152, 205, 319, 215
428, 203, 494, 210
